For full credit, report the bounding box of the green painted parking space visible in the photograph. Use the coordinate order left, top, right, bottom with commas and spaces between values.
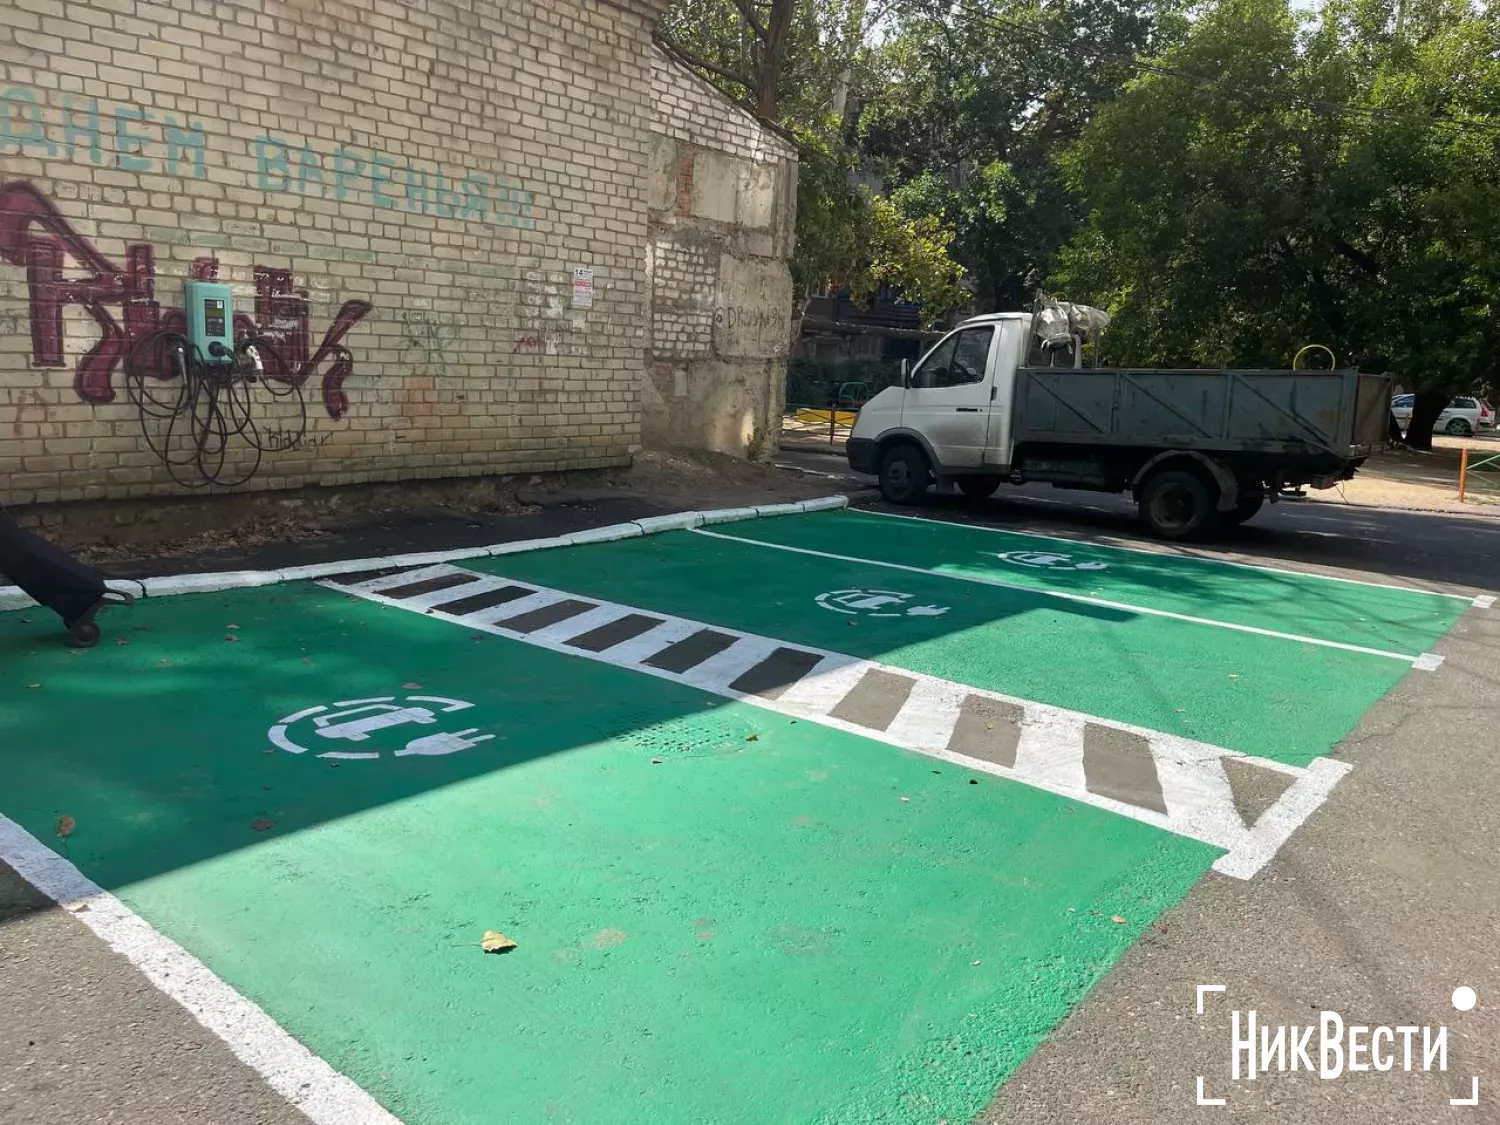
0, 583, 1214, 1125
709, 509, 1468, 657
469, 529, 1435, 765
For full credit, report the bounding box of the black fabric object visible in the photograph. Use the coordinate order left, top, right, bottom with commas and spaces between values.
0, 504, 109, 626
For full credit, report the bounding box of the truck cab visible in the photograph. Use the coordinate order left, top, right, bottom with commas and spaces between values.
847, 313, 1030, 486
847, 305, 1391, 539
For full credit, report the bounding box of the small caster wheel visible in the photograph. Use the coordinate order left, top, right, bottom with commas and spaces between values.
68, 620, 101, 648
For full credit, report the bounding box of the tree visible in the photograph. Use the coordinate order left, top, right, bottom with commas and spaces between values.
859, 0, 1190, 310
661, 0, 969, 317
1055, 0, 1500, 448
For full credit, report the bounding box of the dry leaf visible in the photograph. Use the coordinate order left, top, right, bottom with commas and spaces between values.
56, 814, 75, 839
1111, 915, 1127, 925
745, 734, 759, 742
225, 635, 240, 643
27, 683, 40, 690
899, 796, 911, 803
481, 930, 518, 954
402, 682, 423, 690
227, 624, 239, 630
251, 818, 275, 832
650, 758, 663, 764
115, 638, 129, 646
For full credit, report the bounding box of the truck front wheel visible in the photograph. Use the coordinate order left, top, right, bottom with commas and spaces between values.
879, 443, 931, 505
1139, 469, 1216, 539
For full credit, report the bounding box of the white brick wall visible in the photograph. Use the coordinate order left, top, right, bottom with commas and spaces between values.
0, 0, 664, 504
650, 47, 797, 166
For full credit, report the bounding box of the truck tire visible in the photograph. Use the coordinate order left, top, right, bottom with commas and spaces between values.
1139, 468, 1216, 540
1221, 489, 1265, 527
956, 475, 1000, 500
879, 443, 931, 505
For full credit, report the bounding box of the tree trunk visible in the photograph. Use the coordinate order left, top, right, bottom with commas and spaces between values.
757, 0, 793, 121
1404, 390, 1448, 451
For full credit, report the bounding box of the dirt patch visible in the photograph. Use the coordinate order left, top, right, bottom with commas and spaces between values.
3, 446, 842, 567
1309, 433, 1500, 514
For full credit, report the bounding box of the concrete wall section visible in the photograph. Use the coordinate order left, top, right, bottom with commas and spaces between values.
644, 48, 797, 461
0, 0, 668, 504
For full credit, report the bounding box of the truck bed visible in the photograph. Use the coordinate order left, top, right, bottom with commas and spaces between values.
1012, 367, 1393, 457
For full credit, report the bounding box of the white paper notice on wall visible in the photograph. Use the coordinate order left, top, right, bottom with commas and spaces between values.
572, 268, 595, 309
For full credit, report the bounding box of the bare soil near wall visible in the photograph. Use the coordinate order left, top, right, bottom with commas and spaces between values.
4, 447, 840, 573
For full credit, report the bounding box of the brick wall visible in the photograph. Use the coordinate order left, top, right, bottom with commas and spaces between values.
0, 0, 667, 504
644, 48, 796, 460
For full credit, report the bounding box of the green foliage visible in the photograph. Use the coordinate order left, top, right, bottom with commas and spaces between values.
856, 197, 969, 325
1057, 0, 1500, 412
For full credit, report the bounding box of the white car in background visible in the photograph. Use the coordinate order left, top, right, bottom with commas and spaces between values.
1390, 394, 1493, 436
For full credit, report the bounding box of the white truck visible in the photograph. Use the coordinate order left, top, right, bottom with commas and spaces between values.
846, 305, 1393, 538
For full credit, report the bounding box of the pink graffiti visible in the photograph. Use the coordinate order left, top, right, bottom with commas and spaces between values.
0, 180, 373, 418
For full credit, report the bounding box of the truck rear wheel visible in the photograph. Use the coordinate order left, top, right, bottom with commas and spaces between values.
879, 443, 931, 505
1139, 469, 1216, 539
956, 475, 1000, 500
1221, 489, 1265, 526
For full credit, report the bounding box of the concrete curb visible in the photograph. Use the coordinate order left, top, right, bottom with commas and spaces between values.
0, 495, 849, 612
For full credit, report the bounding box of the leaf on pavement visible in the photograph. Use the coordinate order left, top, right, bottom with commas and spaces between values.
402, 682, 422, 690
481, 930, 518, 954
251, 818, 275, 832
56, 814, 75, 839
1111, 915, 1127, 925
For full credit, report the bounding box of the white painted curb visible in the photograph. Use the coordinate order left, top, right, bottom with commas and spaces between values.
0, 496, 849, 611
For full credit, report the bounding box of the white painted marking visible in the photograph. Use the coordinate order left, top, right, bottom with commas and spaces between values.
882, 679, 968, 754
466, 589, 564, 626
1011, 711, 1088, 793
678, 635, 784, 693
774, 654, 870, 713
1474, 594, 1496, 609
334, 568, 1348, 875
1412, 652, 1445, 671
1210, 757, 1352, 879
597, 617, 705, 664
1452, 986, 1477, 1012
1451, 1077, 1479, 1107
693, 528, 1431, 666
342, 566, 452, 594
1196, 1076, 1226, 1107
850, 507, 1482, 602
0, 815, 401, 1125
1196, 984, 1226, 1014
392, 574, 514, 612
524, 602, 633, 645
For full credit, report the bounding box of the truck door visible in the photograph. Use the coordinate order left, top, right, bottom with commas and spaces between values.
901, 323, 996, 469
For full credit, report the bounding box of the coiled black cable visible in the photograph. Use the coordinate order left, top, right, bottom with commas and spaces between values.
123, 329, 308, 489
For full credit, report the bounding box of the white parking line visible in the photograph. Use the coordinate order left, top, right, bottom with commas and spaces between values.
848, 508, 1486, 603
0, 816, 400, 1125
690, 528, 1440, 668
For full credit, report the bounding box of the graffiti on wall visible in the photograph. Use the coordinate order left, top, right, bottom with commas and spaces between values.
0, 180, 373, 419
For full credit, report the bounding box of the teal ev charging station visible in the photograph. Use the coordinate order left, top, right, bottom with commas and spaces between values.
185, 280, 234, 363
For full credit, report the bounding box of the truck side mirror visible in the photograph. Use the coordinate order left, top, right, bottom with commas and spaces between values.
900, 359, 910, 387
